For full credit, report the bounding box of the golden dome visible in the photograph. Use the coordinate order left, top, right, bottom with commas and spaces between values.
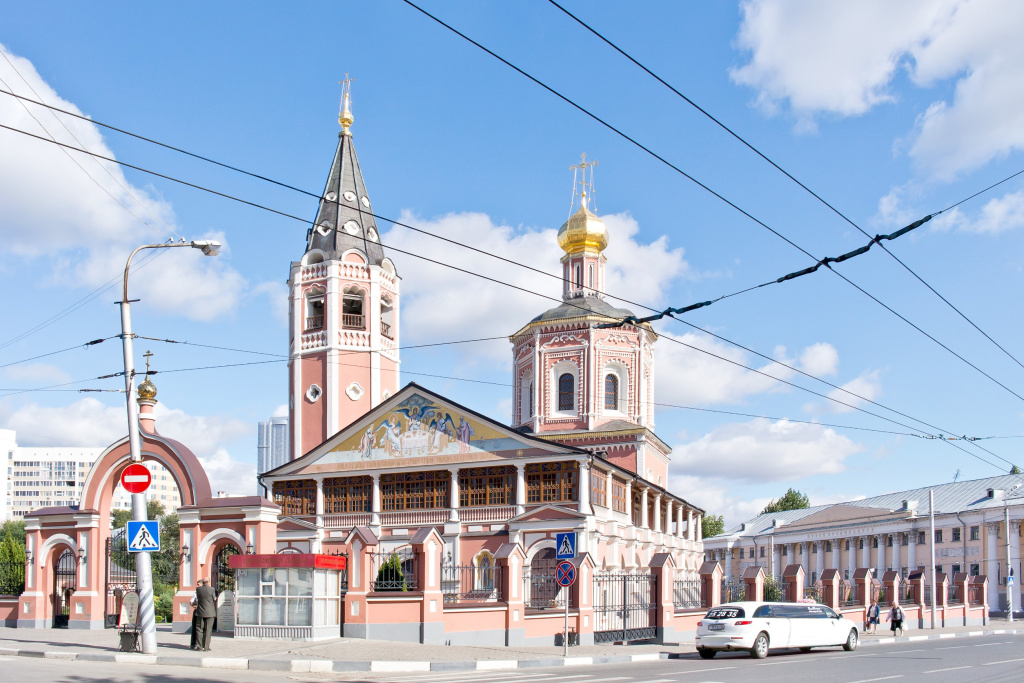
557, 203, 608, 254
137, 376, 158, 401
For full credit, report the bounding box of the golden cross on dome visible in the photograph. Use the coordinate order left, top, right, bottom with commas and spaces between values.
568, 152, 598, 213
143, 350, 154, 375
338, 73, 355, 132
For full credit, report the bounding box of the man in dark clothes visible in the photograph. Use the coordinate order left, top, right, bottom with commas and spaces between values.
191, 578, 217, 651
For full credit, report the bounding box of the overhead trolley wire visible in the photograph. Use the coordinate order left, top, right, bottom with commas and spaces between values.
399, 0, 1024, 407
547, 0, 1024, 375
0, 100, 1017, 469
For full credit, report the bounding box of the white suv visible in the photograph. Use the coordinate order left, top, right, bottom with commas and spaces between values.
695, 601, 860, 659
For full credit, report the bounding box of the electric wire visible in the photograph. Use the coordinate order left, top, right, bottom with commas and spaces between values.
0, 337, 113, 370
399, 0, 1024, 409
0, 111, 1016, 468
547, 0, 1024, 374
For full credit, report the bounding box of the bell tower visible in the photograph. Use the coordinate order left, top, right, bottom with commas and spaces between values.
287, 81, 400, 460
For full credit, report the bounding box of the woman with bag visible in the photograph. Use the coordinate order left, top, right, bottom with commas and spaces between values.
886, 601, 905, 636
866, 600, 880, 634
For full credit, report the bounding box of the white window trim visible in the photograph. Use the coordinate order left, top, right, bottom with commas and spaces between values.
551, 360, 579, 417
602, 362, 628, 416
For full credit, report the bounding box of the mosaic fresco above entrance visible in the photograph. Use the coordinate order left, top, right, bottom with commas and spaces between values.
320, 393, 522, 464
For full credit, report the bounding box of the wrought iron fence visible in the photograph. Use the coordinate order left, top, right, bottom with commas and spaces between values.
0, 558, 24, 595
593, 572, 656, 643
968, 584, 984, 606
949, 585, 964, 604
441, 564, 502, 604
721, 579, 745, 603
839, 581, 859, 607
763, 575, 784, 602
672, 579, 702, 609
803, 584, 823, 604
371, 548, 417, 592
523, 569, 571, 609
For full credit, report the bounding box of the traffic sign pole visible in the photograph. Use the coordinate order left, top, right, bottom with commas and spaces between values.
555, 560, 577, 657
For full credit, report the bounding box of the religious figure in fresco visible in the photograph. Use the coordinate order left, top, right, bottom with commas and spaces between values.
456, 417, 475, 453
358, 426, 374, 460
427, 413, 456, 454
375, 417, 402, 457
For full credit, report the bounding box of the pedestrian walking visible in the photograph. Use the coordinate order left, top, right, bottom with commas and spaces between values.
188, 603, 200, 650
866, 600, 880, 634
886, 601, 905, 636
190, 578, 217, 651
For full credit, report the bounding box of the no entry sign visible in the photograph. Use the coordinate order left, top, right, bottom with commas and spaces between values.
120, 463, 151, 494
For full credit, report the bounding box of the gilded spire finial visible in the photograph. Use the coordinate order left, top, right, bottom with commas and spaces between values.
568, 152, 598, 216
138, 350, 158, 401
338, 74, 355, 135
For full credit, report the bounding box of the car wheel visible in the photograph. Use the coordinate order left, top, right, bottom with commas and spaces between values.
843, 629, 858, 652
750, 632, 769, 659
799, 647, 812, 652
698, 648, 716, 659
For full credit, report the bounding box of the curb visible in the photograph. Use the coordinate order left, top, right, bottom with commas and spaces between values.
4, 629, 1021, 673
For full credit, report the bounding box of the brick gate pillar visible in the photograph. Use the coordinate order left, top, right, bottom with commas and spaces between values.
342, 526, 378, 639
411, 527, 445, 645
699, 560, 722, 608
496, 543, 526, 646
852, 568, 873, 606
743, 565, 765, 604
820, 568, 840, 609
650, 553, 676, 644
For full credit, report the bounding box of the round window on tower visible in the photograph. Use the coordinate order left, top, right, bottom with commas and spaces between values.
316, 221, 333, 236
325, 191, 338, 202
343, 191, 357, 202
343, 220, 360, 236
305, 384, 322, 403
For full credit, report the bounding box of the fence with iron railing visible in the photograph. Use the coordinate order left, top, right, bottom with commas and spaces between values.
803, 584, 823, 604
721, 579, 745, 604
370, 548, 417, 592
342, 313, 365, 330
968, 584, 984, 606
672, 579, 702, 609
440, 564, 502, 604
839, 581, 859, 607
523, 569, 572, 609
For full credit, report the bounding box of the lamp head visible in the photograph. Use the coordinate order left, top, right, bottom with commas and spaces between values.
190, 240, 222, 256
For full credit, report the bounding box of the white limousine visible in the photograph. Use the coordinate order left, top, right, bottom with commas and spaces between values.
695, 602, 860, 659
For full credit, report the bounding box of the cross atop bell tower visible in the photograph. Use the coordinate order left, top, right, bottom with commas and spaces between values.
568, 152, 598, 216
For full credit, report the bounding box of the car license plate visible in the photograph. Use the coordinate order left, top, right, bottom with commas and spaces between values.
708, 623, 725, 631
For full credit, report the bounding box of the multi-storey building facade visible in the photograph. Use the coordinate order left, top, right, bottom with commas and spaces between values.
257, 416, 289, 493
262, 106, 705, 591
1, 429, 181, 521
703, 474, 1024, 613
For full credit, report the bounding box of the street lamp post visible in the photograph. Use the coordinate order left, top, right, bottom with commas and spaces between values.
119, 239, 220, 654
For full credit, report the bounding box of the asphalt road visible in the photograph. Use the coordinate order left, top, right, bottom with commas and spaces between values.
6, 634, 1022, 683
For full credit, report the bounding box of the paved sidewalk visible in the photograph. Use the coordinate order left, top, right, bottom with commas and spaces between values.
0, 620, 1019, 673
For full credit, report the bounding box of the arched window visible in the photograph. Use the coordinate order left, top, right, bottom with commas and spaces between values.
604, 374, 618, 410
380, 296, 395, 340
342, 286, 365, 330
305, 286, 325, 331
574, 264, 582, 289
588, 264, 594, 290
558, 373, 574, 411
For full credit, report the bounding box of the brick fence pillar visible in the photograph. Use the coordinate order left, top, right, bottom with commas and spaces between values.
496, 542, 526, 646
342, 526, 378, 639
699, 561, 722, 608
820, 568, 840, 609
783, 564, 805, 602
650, 553, 676, 645
570, 552, 596, 646
742, 565, 765, 604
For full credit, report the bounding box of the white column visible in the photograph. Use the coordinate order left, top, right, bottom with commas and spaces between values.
772, 544, 780, 577
908, 534, 917, 572
605, 471, 613, 516
315, 478, 325, 529
861, 536, 871, 570
725, 545, 733, 582
449, 467, 460, 522
515, 464, 526, 514
676, 505, 685, 538
687, 508, 695, 542
579, 461, 590, 512
848, 538, 857, 578
640, 487, 649, 529
652, 493, 662, 534
696, 513, 703, 542
1010, 522, 1022, 613
988, 523, 1000, 608
370, 473, 381, 526
875, 535, 885, 578
815, 541, 825, 582
800, 542, 809, 580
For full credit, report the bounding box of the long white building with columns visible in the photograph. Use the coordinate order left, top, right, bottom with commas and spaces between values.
703, 474, 1024, 613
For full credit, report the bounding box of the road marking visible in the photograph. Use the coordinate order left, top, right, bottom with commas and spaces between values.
577, 678, 630, 682
845, 677, 903, 683
677, 667, 735, 675
932, 645, 968, 650
972, 641, 1009, 646
982, 658, 1024, 666
921, 666, 972, 674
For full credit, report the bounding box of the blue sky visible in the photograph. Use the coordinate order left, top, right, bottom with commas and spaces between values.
1, 1, 1023, 524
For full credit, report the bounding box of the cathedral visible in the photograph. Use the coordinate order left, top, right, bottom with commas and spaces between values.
263, 91, 703, 591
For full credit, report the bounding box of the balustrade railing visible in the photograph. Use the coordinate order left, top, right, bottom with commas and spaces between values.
322, 513, 373, 529
441, 564, 502, 604
343, 313, 365, 330
381, 322, 393, 339
305, 315, 323, 330
380, 509, 450, 526
459, 506, 517, 523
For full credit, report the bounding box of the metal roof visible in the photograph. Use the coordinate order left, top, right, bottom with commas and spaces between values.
716, 473, 1024, 540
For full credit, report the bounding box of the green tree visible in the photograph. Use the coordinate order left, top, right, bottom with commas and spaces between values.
111, 499, 166, 531
761, 488, 810, 514
0, 520, 26, 547
1011, 465, 1022, 475
374, 553, 408, 591
0, 528, 26, 594
702, 514, 725, 539
151, 513, 180, 585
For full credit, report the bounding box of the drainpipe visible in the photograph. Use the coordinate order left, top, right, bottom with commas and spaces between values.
258, 473, 269, 500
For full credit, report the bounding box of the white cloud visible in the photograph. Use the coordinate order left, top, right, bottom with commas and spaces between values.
671, 418, 863, 483
0, 45, 248, 321
820, 370, 883, 413
3, 363, 71, 386
383, 210, 688, 360
0, 397, 255, 496
655, 332, 836, 405
730, 1, 1024, 177
669, 473, 773, 530
271, 404, 288, 418
960, 191, 1024, 234
253, 281, 289, 326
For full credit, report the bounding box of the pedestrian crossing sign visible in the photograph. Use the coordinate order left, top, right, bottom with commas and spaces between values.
126, 520, 160, 552
555, 532, 576, 559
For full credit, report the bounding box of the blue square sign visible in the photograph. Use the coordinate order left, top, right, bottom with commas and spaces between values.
555, 532, 576, 559
126, 520, 160, 553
